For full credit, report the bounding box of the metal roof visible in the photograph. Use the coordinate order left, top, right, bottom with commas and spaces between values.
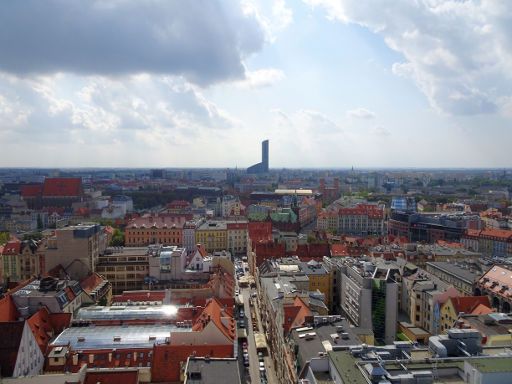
51, 324, 188, 350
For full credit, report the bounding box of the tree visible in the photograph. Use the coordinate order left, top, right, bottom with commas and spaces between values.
110, 228, 125, 247
0, 232, 9, 245
23, 232, 43, 241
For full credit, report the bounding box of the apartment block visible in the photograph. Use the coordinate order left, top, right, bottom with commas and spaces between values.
426, 261, 480, 296
124, 215, 187, 247
44, 223, 104, 274
1, 239, 45, 283
462, 228, 512, 258
339, 260, 399, 344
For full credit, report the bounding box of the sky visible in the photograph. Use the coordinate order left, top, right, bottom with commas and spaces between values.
1, 0, 512, 169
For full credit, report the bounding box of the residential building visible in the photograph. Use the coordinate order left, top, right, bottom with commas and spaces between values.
440, 296, 492, 333
259, 275, 327, 384
148, 245, 188, 281
338, 203, 385, 236
221, 195, 241, 217
11, 277, 89, 318
44, 223, 104, 274
462, 228, 512, 258
476, 265, 512, 312
195, 221, 227, 253
426, 261, 481, 296
124, 215, 187, 247
183, 219, 204, 252
111, 195, 133, 213
259, 257, 332, 309
96, 247, 151, 294
1, 239, 44, 283
183, 357, 241, 384
403, 269, 460, 336
0, 321, 44, 378
339, 260, 399, 344
226, 221, 248, 255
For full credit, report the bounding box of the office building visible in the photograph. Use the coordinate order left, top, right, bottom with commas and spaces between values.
247, 139, 269, 174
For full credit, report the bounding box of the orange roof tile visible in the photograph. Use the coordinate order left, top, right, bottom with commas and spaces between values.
0, 295, 19, 322
80, 273, 107, 295
2, 240, 21, 255
330, 244, 349, 256
42, 177, 82, 197
192, 298, 235, 341
449, 296, 491, 315
20, 184, 43, 198
283, 297, 312, 333
471, 303, 494, 315
27, 307, 71, 353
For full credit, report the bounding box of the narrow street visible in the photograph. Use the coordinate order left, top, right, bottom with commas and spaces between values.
237, 259, 279, 384
242, 287, 261, 383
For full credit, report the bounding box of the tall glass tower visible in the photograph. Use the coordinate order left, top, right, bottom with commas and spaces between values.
262, 139, 269, 172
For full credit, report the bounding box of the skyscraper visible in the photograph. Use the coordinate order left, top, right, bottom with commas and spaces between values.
261, 139, 269, 172
247, 139, 269, 174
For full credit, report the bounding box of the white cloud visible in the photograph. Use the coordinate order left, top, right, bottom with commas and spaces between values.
0, 72, 238, 150
372, 126, 390, 136
272, 0, 293, 31
347, 107, 376, 119
304, 0, 512, 115
242, 0, 293, 42
235, 68, 285, 89
271, 108, 342, 134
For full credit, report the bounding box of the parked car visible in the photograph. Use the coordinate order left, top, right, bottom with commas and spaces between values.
259, 362, 265, 371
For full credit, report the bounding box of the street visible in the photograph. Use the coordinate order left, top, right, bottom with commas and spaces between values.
236, 259, 279, 384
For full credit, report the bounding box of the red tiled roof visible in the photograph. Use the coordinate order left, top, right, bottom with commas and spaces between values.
192, 298, 235, 341
80, 273, 107, 295
126, 215, 188, 229
283, 297, 312, 333
471, 303, 494, 315
0, 295, 20, 322
27, 307, 71, 353
21, 184, 43, 198
331, 244, 349, 257
167, 200, 190, 208
42, 177, 82, 197
74, 207, 90, 216
449, 296, 491, 315
196, 244, 208, 258
465, 228, 512, 241
2, 240, 21, 255
65, 286, 76, 301
339, 204, 384, 219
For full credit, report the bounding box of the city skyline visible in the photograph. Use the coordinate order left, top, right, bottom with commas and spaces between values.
1, 1, 512, 169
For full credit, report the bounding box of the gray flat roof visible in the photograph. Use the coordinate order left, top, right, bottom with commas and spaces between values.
291, 319, 363, 369
426, 261, 480, 283
185, 358, 240, 384
51, 324, 187, 350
